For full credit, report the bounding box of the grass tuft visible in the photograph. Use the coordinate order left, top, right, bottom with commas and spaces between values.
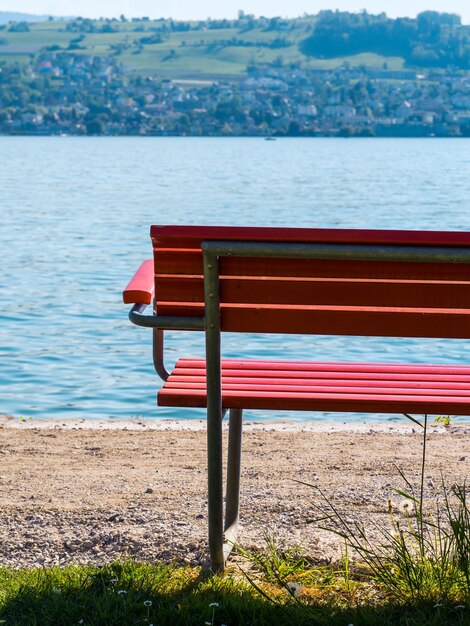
292, 414, 470, 606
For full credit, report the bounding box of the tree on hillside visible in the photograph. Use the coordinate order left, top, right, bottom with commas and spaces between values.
417, 11, 461, 29
300, 10, 470, 69
8, 21, 29, 32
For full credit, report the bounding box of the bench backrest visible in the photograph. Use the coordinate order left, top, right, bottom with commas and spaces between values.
151, 225, 470, 339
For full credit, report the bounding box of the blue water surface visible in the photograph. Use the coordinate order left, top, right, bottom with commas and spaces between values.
1, 136, 470, 422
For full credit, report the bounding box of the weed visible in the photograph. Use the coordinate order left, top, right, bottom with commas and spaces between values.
303, 414, 470, 604
434, 415, 452, 426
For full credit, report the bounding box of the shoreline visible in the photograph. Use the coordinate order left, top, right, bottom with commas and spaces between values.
2, 413, 470, 434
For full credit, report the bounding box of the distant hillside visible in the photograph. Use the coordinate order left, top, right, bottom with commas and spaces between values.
0, 12, 56, 24
0, 11, 469, 78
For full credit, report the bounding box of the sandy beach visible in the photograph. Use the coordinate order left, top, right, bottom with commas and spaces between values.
0, 414, 469, 569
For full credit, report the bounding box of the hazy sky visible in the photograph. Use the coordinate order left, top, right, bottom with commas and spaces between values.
3, 1, 470, 24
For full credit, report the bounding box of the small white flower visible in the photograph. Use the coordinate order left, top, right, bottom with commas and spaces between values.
143, 600, 152, 607
53, 588, 61, 594
205, 622, 211, 625
117, 589, 127, 594
209, 602, 219, 607
109, 578, 118, 583
286, 582, 302, 596
455, 605, 466, 610
398, 500, 412, 514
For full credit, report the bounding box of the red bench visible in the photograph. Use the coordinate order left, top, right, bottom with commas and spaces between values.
123, 225, 470, 571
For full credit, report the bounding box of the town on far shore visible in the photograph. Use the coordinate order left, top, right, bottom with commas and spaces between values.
2, 11, 470, 137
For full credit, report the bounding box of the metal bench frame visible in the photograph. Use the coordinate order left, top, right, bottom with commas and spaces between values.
129, 240, 470, 572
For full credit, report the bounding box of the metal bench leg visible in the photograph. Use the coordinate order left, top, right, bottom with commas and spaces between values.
223, 408, 243, 560
207, 393, 224, 573
204, 250, 243, 571
204, 251, 225, 573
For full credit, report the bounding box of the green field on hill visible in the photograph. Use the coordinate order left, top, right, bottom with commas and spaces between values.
0, 17, 405, 79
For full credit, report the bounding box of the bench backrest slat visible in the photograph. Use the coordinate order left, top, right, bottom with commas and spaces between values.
151, 225, 470, 338
154, 250, 470, 281
156, 276, 470, 308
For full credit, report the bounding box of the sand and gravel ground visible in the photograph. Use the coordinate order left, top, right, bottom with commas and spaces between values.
0, 414, 469, 569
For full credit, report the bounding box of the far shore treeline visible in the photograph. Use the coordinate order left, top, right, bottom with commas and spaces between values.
1, 10, 470, 137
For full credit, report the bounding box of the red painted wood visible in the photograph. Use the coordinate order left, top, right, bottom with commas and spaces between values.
123, 259, 155, 305
175, 360, 470, 376
151, 225, 470, 248
154, 249, 201, 275
135, 228, 470, 412
165, 381, 470, 395
125, 226, 470, 416
150, 226, 470, 338
167, 375, 470, 390
157, 357, 470, 414
155, 302, 470, 338
154, 250, 470, 281
171, 361, 470, 383
158, 387, 470, 415
177, 358, 470, 374
156, 275, 470, 308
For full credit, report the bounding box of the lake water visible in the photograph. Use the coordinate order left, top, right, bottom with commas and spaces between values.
2, 136, 470, 423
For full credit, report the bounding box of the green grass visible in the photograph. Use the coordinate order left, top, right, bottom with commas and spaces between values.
2, 28, 76, 48
1, 556, 469, 625
0, 559, 349, 626
118, 45, 404, 79
120, 48, 250, 80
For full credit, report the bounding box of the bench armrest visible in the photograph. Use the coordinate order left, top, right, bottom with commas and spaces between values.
123, 259, 155, 305
124, 260, 204, 330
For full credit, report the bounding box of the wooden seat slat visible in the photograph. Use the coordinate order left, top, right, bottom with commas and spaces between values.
167, 375, 470, 390
165, 381, 470, 396
173, 368, 470, 382
158, 387, 470, 415
176, 358, 470, 374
